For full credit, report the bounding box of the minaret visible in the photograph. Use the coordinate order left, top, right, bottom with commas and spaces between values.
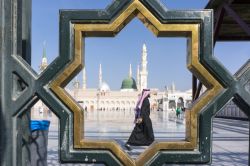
129, 64, 132, 78
39, 41, 48, 72
82, 66, 86, 90
140, 43, 148, 90
171, 82, 176, 92
137, 65, 140, 91
99, 64, 102, 88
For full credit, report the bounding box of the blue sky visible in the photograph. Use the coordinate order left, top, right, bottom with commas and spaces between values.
32, 0, 249, 91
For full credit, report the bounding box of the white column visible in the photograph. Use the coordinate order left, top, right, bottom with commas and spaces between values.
137, 65, 140, 91
140, 44, 148, 90
129, 64, 132, 77
99, 64, 102, 88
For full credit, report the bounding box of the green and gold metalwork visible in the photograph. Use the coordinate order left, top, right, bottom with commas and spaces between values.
2, 0, 250, 165
50, 0, 224, 165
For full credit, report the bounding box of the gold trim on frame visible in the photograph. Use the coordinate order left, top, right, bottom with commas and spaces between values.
50, 0, 223, 165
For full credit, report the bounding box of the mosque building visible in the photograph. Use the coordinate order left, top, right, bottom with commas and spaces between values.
68, 43, 192, 111
32, 43, 193, 119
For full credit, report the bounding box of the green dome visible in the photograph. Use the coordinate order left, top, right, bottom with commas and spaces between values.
121, 77, 137, 90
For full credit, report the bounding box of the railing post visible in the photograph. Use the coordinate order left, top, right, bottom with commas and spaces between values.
21, 1, 32, 165
0, 0, 31, 165
0, 0, 15, 165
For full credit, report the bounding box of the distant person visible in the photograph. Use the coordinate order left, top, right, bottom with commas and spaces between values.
176, 107, 181, 119
125, 89, 155, 151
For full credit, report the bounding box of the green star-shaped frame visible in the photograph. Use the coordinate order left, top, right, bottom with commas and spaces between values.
49, 0, 225, 165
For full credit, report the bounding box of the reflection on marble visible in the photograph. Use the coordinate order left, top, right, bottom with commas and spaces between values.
83, 109, 186, 158
47, 111, 248, 165
84, 109, 186, 142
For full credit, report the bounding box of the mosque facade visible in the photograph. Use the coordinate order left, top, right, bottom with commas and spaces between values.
32, 43, 193, 119
68, 44, 192, 111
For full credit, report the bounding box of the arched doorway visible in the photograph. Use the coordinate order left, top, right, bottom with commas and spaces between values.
169, 100, 176, 110
177, 97, 184, 108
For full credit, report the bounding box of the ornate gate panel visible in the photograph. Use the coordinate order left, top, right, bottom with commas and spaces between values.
1, 0, 250, 166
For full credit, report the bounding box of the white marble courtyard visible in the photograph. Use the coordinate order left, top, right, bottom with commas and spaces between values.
45, 110, 248, 166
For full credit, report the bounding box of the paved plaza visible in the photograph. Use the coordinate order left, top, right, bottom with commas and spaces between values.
46, 110, 248, 165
